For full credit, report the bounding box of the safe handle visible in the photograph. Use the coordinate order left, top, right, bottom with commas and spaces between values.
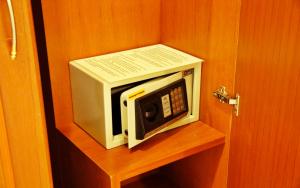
6, 0, 17, 60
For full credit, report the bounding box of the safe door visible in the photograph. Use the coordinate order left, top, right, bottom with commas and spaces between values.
121, 71, 193, 148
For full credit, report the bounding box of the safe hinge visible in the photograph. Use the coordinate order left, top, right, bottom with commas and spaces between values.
213, 86, 240, 116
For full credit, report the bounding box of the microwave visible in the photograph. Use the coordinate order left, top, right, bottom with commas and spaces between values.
70, 44, 203, 149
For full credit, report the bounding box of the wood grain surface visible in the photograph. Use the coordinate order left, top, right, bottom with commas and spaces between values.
41, 0, 160, 130
161, 0, 241, 187
122, 170, 179, 188
55, 131, 113, 188
58, 121, 224, 187
0, 94, 15, 188
0, 0, 11, 42
228, 0, 300, 187
41, 1, 230, 187
0, 0, 53, 187
40, 0, 245, 187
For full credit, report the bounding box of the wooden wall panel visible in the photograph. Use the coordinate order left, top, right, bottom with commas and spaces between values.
228, 0, 300, 187
161, 0, 212, 58
161, 0, 241, 187
41, 1, 161, 186
41, 0, 161, 129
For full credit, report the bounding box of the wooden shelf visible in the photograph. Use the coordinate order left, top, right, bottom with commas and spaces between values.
58, 121, 225, 185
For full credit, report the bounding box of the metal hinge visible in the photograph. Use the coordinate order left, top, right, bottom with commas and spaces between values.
213, 86, 240, 116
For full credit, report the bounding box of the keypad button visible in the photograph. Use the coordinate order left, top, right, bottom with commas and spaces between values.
170, 85, 186, 115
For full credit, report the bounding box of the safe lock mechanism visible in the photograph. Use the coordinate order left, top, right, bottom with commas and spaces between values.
213, 86, 240, 116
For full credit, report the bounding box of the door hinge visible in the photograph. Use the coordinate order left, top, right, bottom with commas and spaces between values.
213, 86, 240, 116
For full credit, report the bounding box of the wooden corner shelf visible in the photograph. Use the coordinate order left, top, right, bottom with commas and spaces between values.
58, 121, 225, 187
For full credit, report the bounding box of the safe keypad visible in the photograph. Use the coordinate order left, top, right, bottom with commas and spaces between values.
170, 86, 186, 115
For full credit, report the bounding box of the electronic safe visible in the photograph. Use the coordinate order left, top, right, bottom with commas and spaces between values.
70, 44, 203, 149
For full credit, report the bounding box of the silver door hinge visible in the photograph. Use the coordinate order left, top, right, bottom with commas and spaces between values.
213, 86, 240, 116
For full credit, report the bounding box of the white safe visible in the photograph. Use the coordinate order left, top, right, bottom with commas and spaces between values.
70, 44, 203, 149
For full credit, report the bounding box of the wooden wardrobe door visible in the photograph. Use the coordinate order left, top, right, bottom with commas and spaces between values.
0, 0, 53, 187
0, 95, 15, 188
229, 0, 300, 187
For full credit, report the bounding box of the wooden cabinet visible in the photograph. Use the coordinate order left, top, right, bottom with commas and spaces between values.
0, 0, 53, 187
1, 0, 298, 187
39, 0, 230, 187
228, 0, 300, 187
160, 1, 241, 187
